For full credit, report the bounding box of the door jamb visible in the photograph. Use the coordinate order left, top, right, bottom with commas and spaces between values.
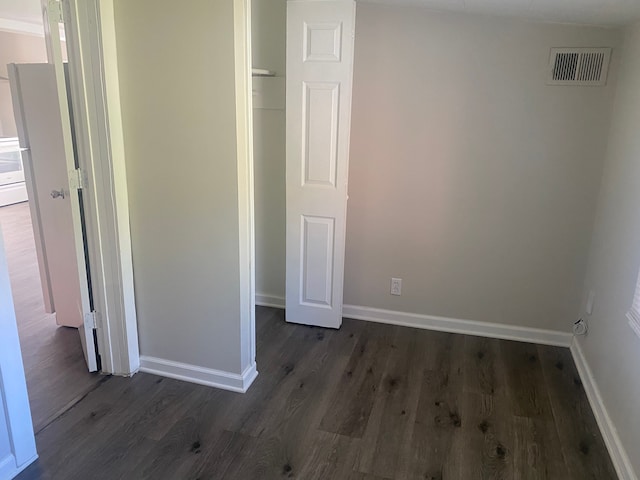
43, 0, 140, 375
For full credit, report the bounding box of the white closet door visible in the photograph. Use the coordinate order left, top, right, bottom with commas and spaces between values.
285, 0, 356, 328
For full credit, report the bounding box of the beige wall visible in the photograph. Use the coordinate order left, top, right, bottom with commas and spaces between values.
577, 23, 640, 476
0, 31, 46, 137
252, 0, 287, 300
344, 5, 621, 331
114, 0, 247, 374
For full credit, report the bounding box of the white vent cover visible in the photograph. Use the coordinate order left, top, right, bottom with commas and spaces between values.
547, 48, 611, 86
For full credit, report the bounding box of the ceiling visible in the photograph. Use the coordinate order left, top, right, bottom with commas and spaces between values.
0, 0, 639, 30
359, 0, 640, 26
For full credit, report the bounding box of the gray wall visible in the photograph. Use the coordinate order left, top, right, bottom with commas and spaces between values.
114, 0, 245, 374
577, 22, 640, 476
344, 5, 621, 331
253, 4, 622, 334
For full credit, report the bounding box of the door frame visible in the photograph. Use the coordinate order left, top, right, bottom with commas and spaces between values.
41, 0, 140, 376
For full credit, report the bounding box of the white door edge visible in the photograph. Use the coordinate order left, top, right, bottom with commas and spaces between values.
0, 228, 38, 474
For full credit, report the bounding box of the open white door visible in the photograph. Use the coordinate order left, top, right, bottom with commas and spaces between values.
285, 0, 356, 328
9, 62, 98, 372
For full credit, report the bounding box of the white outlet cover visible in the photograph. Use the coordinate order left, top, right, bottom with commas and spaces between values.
391, 278, 402, 296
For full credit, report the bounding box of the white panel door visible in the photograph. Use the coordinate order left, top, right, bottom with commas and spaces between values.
286, 0, 356, 328
9, 63, 98, 372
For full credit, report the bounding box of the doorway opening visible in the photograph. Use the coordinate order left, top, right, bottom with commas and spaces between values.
0, 17, 101, 434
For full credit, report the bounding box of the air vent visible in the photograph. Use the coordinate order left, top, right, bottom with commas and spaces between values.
547, 48, 611, 86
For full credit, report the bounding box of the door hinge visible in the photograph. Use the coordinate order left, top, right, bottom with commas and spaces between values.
85, 311, 100, 329
69, 168, 84, 190
47, 1, 64, 24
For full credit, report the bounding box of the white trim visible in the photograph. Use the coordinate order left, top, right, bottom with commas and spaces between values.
254, 295, 572, 346
62, 0, 140, 376
233, 0, 257, 383
139, 356, 258, 394
0, 18, 43, 37
0, 453, 38, 480
570, 339, 638, 480
255, 293, 285, 309
342, 304, 573, 347
253, 295, 572, 346
0, 455, 14, 479
0, 454, 16, 480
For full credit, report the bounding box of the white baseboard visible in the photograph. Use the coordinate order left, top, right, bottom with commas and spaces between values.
341, 304, 573, 347
0, 454, 15, 480
0, 453, 38, 480
570, 339, 638, 480
255, 293, 285, 309
139, 356, 258, 393
254, 294, 571, 347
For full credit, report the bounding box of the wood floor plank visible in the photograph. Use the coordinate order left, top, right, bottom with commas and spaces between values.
512, 415, 569, 480
182, 429, 251, 480
319, 322, 398, 438
458, 335, 515, 479
241, 319, 358, 438
296, 431, 361, 480
222, 321, 349, 437
402, 332, 465, 480
56, 377, 212, 479
463, 335, 506, 397
217, 432, 295, 479
537, 345, 617, 479
445, 392, 514, 480
501, 340, 553, 418
356, 326, 424, 478
28, 374, 160, 478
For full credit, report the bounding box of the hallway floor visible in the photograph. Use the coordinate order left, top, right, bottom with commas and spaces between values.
0, 202, 102, 433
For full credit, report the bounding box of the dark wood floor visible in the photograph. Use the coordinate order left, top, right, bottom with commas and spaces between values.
0, 202, 102, 433
16, 305, 615, 479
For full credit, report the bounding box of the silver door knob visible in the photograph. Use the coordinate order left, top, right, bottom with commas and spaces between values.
50, 189, 65, 199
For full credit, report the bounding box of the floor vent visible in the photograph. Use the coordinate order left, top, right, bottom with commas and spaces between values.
548, 48, 611, 86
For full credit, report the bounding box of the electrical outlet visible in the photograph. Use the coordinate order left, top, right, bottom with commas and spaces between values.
586, 290, 596, 315
391, 278, 402, 296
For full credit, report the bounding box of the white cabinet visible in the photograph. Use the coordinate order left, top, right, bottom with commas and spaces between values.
0, 138, 27, 207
